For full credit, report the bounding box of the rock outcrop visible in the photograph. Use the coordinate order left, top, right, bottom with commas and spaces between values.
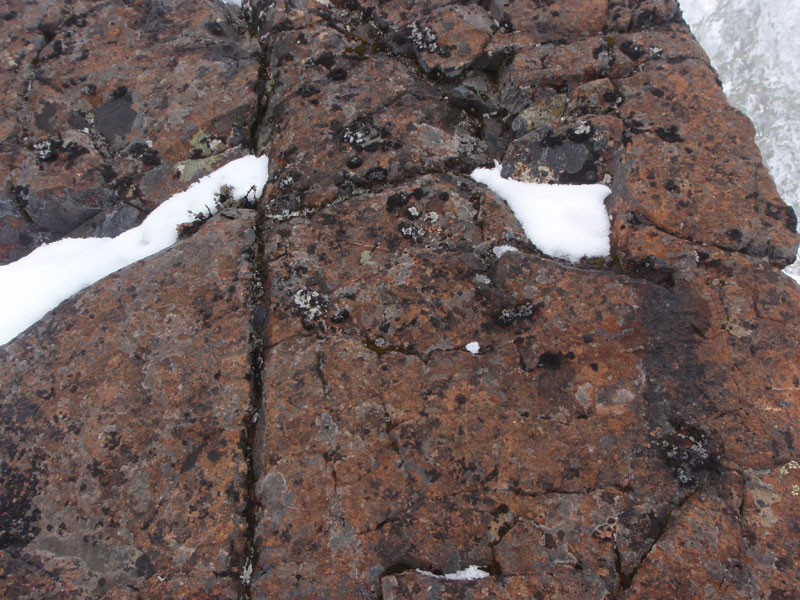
0, 0, 260, 265
2, 0, 799, 598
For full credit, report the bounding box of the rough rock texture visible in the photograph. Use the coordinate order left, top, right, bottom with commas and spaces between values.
0, 0, 261, 265
2, 0, 800, 599
0, 211, 258, 598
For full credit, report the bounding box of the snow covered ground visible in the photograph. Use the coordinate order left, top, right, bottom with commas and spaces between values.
0, 156, 269, 346
680, 0, 800, 281
471, 163, 612, 263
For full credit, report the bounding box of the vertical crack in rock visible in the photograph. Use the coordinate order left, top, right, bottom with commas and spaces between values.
235, 8, 273, 597
239, 204, 269, 600
248, 48, 273, 154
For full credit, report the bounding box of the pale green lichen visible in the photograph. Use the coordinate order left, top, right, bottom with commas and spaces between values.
189, 130, 217, 158
174, 156, 220, 182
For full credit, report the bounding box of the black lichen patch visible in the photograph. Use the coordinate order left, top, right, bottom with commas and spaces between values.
619, 40, 645, 60
329, 67, 348, 81
725, 228, 743, 241
127, 142, 161, 166
765, 201, 798, 231
315, 51, 336, 70
296, 84, 320, 99
341, 116, 392, 153
365, 167, 388, 183
655, 126, 684, 143
292, 288, 330, 331
536, 351, 575, 370
32, 139, 62, 163
62, 142, 90, 164
386, 191, 410, 212
330, 307, 350, 323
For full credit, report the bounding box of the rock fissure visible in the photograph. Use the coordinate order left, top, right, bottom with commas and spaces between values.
617, 484, 704, 595
239, 206, 271, 598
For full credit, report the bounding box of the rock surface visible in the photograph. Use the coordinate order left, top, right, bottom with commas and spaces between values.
0, 0, 260, 265
0, 211, 257, 598
2, 0, 800, 599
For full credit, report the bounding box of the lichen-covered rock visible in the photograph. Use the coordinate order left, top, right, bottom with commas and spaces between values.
1, 0, 799, 598
244, 1, 800, 597
0, 211, 257, 598
502, 115, 622, 184
408, 4, 494, 79
489, 0, 607, 42
0, 0, 260, 265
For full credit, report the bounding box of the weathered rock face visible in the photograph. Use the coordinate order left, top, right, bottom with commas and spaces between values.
0, 211, 258, 598
2, 0, 800, 599
0, 0, 261, 265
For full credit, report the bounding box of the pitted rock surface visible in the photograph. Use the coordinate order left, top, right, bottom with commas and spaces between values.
0, 0, 260, 265
0, 211, 257, 598
1, 0, 800, 599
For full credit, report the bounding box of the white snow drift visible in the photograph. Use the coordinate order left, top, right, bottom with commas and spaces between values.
471, 162, 612, 263
0, 155, 269, 346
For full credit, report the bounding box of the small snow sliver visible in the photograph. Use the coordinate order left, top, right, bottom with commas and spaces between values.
0, 155, 269, 346
415, 566, 490, 581
471, 162, 611, 263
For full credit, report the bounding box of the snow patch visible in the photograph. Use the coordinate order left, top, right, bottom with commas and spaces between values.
416, 566, 490, 581
0, 155, 269, 346
492, 245, 518, 258
471, 162, 611, 263
465, 341, 480, 355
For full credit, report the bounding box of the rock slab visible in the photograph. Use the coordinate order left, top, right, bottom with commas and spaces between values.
1, 0, 799, 598
0, 211, 257, 599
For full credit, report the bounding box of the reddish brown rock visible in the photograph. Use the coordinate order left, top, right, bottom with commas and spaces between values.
0, 211, 257, 598
0, 0, 260, 265
611, 58, 798, 265
242, 1, 800, 597
409, 4, 494, 79
489, 0, 607, 42
382, 571, 612, 599
1, 0, 800, 598
606, 0, 681, 32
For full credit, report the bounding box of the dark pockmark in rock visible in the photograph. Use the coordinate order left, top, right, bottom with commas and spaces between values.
93, 87, 137, 144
